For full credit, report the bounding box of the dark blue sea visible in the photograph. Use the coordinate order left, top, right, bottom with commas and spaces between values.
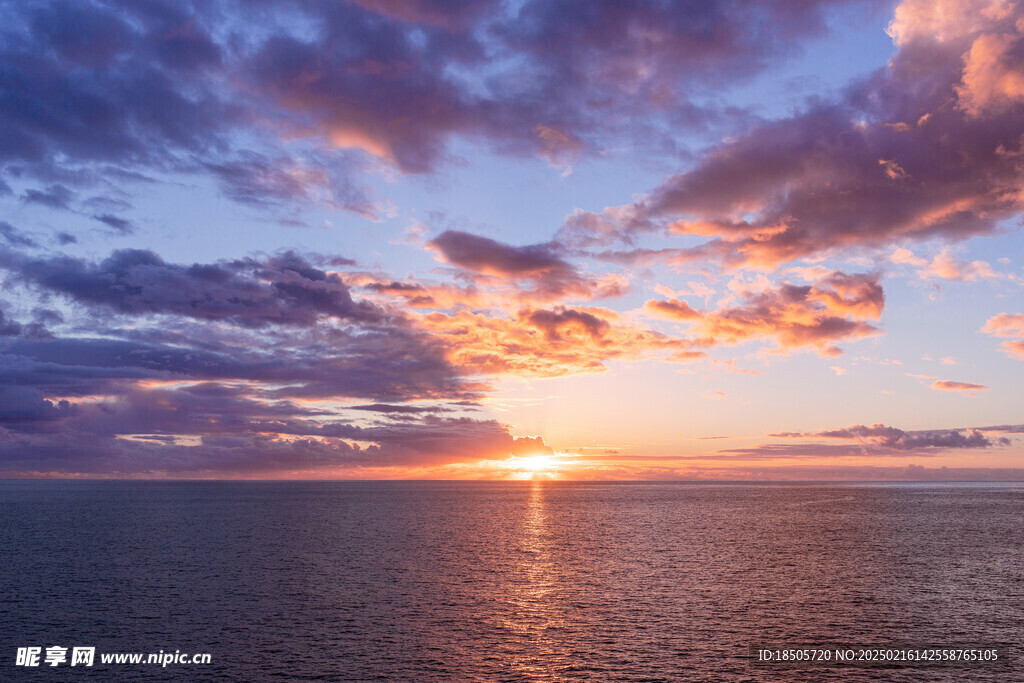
1, 481, 1021, 681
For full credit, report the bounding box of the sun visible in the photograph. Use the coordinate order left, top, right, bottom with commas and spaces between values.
495, 453, 564, 479
520, 455, 556, 472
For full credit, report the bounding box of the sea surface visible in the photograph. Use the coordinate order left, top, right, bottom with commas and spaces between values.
1, 481, 1021, 681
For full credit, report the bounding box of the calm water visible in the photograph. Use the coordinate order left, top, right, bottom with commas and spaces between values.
1, 481, 1021, 681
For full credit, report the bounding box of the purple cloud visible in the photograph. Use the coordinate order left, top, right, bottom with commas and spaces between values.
769, 423, 1009, 450
1, 248, 382, 327
0, 380, 549, 475
0, 0, 888, 226
564, 2, 1024, 268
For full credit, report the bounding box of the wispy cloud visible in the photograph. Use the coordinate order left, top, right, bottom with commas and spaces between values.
930, 380, 988, 393
981, 313, 1024, 359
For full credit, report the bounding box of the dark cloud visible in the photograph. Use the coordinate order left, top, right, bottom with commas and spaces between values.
0, 258, 512, 473
0, 428, 547, 476
245, 23, 479, 174
504, 0, 883, 103
349, 403, 442, 414
0, 323, 474, 402
976, 424, 1024, 434
364, 280, 437, 306
0, 379, 547, 475
431, 230, 569, 276
0, 386, 74, 426
348, 0, 496, 31
428, 230, 593, 297
0, 0, 886, 220
0, 222, 38, 248
204, 152, 379, 218
425, 229, 634, 303
0, 4, 230, 164
91, 213, 134, 233
769, 423, 1009, 450
525, 307, 611, 342
0, 308, 23, 337
689, 464, 1024, 481
0, 0, 359, 221
246, 0, 887, 172
21, 184, 75, 210
1, 248, 382, 328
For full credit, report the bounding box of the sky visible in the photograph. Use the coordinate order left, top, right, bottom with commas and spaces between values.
1, 0, 1023, 480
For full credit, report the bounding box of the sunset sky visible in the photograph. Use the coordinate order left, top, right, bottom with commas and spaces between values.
1, 0, 1023, 479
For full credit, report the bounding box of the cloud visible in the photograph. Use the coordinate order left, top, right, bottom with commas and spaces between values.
429, 230, 575, 283
420, 305, 699, 377
0, 222, 38, 248
975, 423, 1024, 434
91, 213, 134, 234
21, 184, 75, 210
657, 271, 884, 356
981, 312, 1024, 359
645, 298, 702, 320
784, 422, 1007, 449
1, 248, 383, 328
955, 23, 1024, 116
244, 0, 880, 173
0, 228, 580, 475
426, 229, 622, 302
688, 464, 1024, 481
742, 421, 1010, 461
0, 309, 23, 337
205, 152, 380, 218
0, 0, 891, 226
0, 384, 552, 475
716, 443, 884, 459
0, 301, 522, 475
1, 2, 230, 162
501, 0, 888, 124
565, 0, 1024, 269
361, 277, 482, 309
891, 245, 1004, 282
525, 307, 610, 342
0, 0, 376, 223
930, 379, 989, 393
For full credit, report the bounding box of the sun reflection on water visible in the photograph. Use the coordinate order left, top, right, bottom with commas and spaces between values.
500, 481, 571, 677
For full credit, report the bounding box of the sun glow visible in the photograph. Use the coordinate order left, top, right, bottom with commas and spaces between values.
505, 454, 562, 480
523, 454, 556, 471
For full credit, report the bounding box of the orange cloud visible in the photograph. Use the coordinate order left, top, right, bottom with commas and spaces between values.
420, 305, 699, 378
957, 31, 1024, 116
535, 124, 584, 165
981, 312, 1024, 359
646, 272, 884, 356
565, 1, 1024, 271
892, 246, 1003, 282
645, 297, 702, 320
931, 379, 988, 393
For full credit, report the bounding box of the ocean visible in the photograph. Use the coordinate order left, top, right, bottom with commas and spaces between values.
1, 481, 1021, 680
